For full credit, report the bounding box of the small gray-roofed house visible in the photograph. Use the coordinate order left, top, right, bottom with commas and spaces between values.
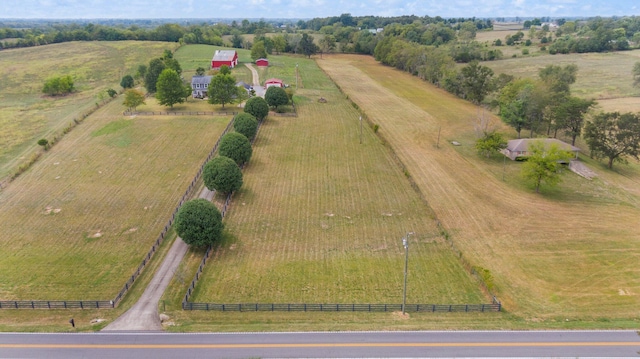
191, 75, 212, 98
504, 138, 580, 161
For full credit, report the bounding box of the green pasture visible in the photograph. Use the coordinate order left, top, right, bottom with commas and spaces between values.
0, 95, 232, 299
0, 41, 178, 179
178, 56, 486, 306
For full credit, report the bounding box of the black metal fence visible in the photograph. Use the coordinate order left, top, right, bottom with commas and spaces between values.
182, 302, 501, 312
123, 111, 238, 116
0, 300, 113, 309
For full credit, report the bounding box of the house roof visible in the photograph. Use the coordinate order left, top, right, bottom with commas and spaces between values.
236, 81, 252, 90
506, 138, 580, 153
265, 78, 283, 84
212, 50, 237, 62
256, 58, 268, 62
191, 75, 212, 85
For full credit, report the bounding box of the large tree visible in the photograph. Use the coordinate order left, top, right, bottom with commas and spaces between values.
539, 64, 578, 95
521, 141, 571, 193
584, 112, 640, 169
460, 61, 494, 104
219, 132, 253, 165
174, 199, 223, 247
554, 96, 595, 145
475, 131, 507, 158
144, 58, 166, 93
244, 96, 269, 121
203, 156, 243, 194
298, 33, 318, 58
123, 89, 145, 111
120, 75, 134, 89
318, 34, 336, 58
155, 68, 185, 108
251, 40, 267, 61
498, 79, 533, 138
264, 86, 289, 110
208, 73, 241, 108
233, 113, 259, 140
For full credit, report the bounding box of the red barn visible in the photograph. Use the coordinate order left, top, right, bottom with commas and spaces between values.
255, 58, 269, 67
265, 78, 284, 88
211, 50, 238, 70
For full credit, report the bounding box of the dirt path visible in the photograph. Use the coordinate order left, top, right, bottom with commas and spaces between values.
245, 63, 265, 97
102, 187, 215, 331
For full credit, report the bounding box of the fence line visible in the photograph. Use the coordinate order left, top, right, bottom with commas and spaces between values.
0, 300, 114, 310
182, 118, 265, 306
183, 302, 501, 312
123, 111, 238, 116
111, 115, 238, 307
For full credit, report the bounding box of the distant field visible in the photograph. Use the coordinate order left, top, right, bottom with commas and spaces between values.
318, 54, 640, 320
0, 41, 178, 179
0, 96, 231, 299
186, 53, 486, 305
597, 97, 640, 113
476, 30, 520, 43
483, 50, 640, 99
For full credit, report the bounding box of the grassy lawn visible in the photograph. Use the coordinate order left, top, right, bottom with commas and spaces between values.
162, 54, 486, 318
0, 94, 232, 299
317, 54, 640, 323
0, 41, 178, 180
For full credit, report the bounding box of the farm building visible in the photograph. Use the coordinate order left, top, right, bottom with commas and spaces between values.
255, 58, 269, 67
191, 75, 212, 98
211, 50, 238, 70
265, 78, 284, 88
503, 138, 580, 161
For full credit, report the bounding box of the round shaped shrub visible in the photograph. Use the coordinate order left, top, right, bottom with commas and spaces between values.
219, 132, 252, 165
233, 113, 259, 140
203, 156, 243, 194
265, 86, 289, 109
244, 96, 269, 121
174, 199, 223, 247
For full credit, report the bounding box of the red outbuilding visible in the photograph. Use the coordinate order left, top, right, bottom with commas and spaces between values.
265, 78, 284, 88
255, 58, 269, 67
211, 50, 238, 70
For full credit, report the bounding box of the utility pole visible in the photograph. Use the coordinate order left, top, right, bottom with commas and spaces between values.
295, 63, 299, 89
402, 232, 413, 315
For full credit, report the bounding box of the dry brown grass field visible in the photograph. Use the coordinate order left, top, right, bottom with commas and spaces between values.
185, 55, 486, 306
317, 54, 640, 322
0, 96, 231, 299
0, 41, 179, 179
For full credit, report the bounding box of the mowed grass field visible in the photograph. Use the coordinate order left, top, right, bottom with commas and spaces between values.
317, 54, 640, 322
0, 94, 231, 299
187, 54, 486, 305
483, 50, 640, 100
0, 41, 179, 179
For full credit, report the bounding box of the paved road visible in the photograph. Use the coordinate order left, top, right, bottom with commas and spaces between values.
1, 331, 638, 358
102, 187, 216, 331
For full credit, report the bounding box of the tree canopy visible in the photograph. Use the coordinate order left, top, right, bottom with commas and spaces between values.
174, 199, 223, 247
265, 86, 289, 110
460, 61, 494, 104
203, 156, 243, 194
144, 58, 166, 93
584, 112, 640, 169
155, 68, 186, 108
251, 40, 267, 60
233, 113, 259, 140
208, 73, 241, 108
42, 75, 74, 96
298, 33, 318, 58
123, 88, 145, 111
475, 131, 507, 158
244, 97, 269, 121
219, 132, 253, 165
521, 141, 571, 193
120, 75, 134, 89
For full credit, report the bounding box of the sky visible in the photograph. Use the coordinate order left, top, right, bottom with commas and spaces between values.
2, 0, 639, 19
